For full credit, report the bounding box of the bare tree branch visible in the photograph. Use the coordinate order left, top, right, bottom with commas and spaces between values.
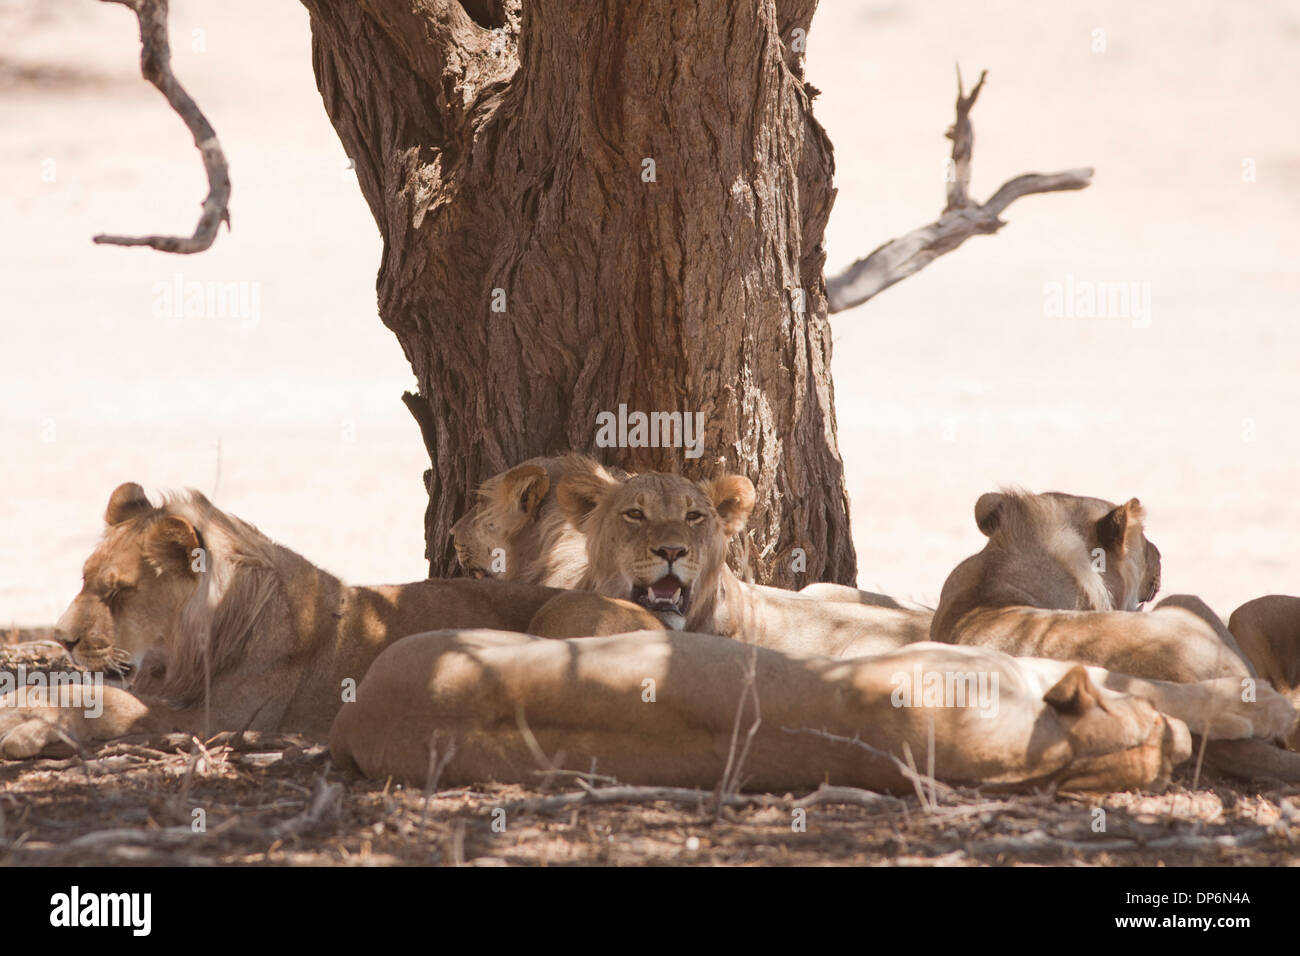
93, 0, 231, 254
943, 64, 986, 212
826, 67, 1092, 313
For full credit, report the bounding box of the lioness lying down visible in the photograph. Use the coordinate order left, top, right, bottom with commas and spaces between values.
931, 490, 1251, 683
1229, 595, 1300, 749
931, 489, 1300, 780
330, 629, 1294, 793
0, 483, 561, 755
452, 454, 912, 609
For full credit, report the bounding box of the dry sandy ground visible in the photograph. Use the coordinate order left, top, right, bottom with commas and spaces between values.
2, 636, 1298, 867
4, 725, 1299, 867
1, 1, 1299, 866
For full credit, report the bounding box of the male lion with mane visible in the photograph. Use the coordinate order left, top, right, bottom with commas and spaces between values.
455, 455, 915, 610
529, 468, 932, 654
451, 454, 625, 587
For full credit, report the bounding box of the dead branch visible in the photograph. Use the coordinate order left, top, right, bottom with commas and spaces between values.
514, 703, 567, 790
714, 644, 762, 812
826, 66, 1093, 313
93, 0, 231, 254
783, 725, 960, 804
510, 785, 783, 816
967, 827, 1268, 858
900, 740, 934, 812
420, 731, 458, 831
792, 784, 904, 811
270, 774, 343, 839
528, 768, 620, 786
68, 826, 202, 849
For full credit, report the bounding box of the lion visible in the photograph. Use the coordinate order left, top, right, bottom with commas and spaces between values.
930, 488, 1300, 780
455, 456, 916, 611
788, 582, 927, 610
330, 627, 1295, 794
930, 489, 1251, 681
0, 482, 561, 757
16, 483, 1289, 796
527, 467, 937, 653
451, 454, 625, 588
1229, 595, 1300, 749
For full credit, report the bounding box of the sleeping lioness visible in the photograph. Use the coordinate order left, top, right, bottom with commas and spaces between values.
332, 622, 1300, 794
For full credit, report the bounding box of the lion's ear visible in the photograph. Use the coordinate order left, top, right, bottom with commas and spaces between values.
1096, 497, 1144, 555
1042, 664, 1102, 717
106, 482, 153, 526
974, 493, 1005, 536
702, 475, 756, 539
143, 516, 201, 577
557, 469, 617, 528
497, 465, 549, 519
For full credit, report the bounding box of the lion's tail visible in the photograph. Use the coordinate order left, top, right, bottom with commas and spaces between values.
1202, 738, 1300, 783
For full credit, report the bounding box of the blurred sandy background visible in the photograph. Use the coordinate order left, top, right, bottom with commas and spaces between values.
1, 0, 1297, 624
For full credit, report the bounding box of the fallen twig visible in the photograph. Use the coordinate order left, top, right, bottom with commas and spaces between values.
510, 785, 785, 816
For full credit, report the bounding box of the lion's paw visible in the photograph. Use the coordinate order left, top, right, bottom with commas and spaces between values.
1194, 678, 1297, 741
0, 709, 73, 759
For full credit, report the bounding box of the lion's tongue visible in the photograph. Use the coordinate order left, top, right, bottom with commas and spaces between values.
650, 575, 682, 602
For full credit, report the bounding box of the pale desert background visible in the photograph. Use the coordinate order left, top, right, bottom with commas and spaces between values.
1, 0, 1296, 625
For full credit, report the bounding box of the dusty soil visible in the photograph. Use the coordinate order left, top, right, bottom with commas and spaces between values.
3, 632, 1297, 868
4, 727, 1300, 867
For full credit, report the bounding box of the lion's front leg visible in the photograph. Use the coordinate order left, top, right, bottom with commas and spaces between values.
1029, 660, 1299, 742
0, 686, 157, 758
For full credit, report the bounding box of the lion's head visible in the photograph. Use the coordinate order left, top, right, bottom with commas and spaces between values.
557, 469, 755, 631
936, 489, 1162, 632
450, 460, 551, 579
55, 483, 205, 677
451, 455, 625, 588
56, 482, 284, 704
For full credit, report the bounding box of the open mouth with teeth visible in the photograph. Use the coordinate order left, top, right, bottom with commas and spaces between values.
632, 574, 691, 619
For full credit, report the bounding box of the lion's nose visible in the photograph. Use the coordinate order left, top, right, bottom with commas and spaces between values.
653, 545, 687, 564
55, 632, 80, 651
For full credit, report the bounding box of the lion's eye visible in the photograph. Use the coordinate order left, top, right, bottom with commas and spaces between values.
622, 509, 646, 522
103, 584, 132, 610
685, 511, 705, 523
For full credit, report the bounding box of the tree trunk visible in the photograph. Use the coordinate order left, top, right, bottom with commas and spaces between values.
301, 0, 855, 588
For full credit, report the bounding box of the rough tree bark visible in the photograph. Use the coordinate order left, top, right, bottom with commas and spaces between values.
301, 0, 853, 587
